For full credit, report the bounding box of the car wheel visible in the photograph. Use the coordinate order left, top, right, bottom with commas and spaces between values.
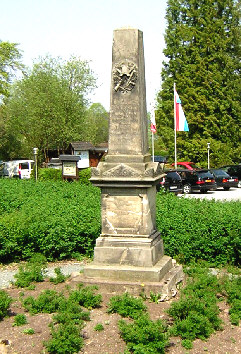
238, 180, 241, 188
183, 184, 191, 194
201, 190, 208, 193
223, 187, 230, 191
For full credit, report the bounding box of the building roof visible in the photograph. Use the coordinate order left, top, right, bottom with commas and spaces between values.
70, 141, 108, 152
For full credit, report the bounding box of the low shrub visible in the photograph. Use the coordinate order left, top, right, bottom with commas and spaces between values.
94, 323, 104, 331
220, 275, 241, 325
13, 254, 47, 288
0, 290, 12, 320
49, 267, 70, 284
37, 168, 62, 181
69, 283, 102, 309
167, 267, 223, 347
107, 292, 147, 319
23, 289, 65, 314
13, 313, 28, 326
44, 322, 84, 353
118, 315, 169, 353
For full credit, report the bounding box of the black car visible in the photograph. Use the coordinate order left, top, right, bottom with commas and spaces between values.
210, 169, 238, 190
219, 165, 241, 188
179, 169, 217, 194
157, 171, 183, 194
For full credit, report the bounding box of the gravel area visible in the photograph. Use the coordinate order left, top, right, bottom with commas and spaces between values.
0, 262, 84, 289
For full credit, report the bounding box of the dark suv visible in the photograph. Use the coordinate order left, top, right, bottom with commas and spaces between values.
157, 171, 183, 194
219, 165, 241, 188
179, 169, 217, 194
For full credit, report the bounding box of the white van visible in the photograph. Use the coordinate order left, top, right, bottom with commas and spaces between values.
2, 160, 34, 179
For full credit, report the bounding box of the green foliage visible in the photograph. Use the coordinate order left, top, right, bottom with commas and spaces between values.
0, 179, 101, 263
107, 292, 147, 319
13, 313, 28, 326
13, 254, 47, 288
69, 283, 102, 309
167, 267, 222, 344
156, 0, 241, 164
149, 291, 162, 303
94, 323, 104, 331
22, 328, 35, 335
1, 55, 97, 161
52, 299, 90, 325
0, 290, 12, 320
156, 192, 241, 266
119, 315, 169, 353
49, 267, 70, 284
44, 322, 84, 353
220, 275, 241, 325
0, 40, 23, 98
78, 168, 91, 185
23, 289, 65, 314
37, 168, 62, 181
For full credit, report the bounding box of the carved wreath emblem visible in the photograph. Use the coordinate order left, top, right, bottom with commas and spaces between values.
113, 61, 138, 93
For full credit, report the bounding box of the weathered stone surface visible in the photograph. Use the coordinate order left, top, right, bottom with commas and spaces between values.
84, 28, 183, 293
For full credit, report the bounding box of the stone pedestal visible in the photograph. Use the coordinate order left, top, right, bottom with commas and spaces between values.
84, 28, 183, 291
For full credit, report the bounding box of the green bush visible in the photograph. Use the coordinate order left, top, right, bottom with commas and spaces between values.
0, 179, 240, 266
0, 290, 12, 320
94, 323, 104, 331
78, 168, 91, 185
118, 315, 169, 353
13, 313, 28, 326
107, 292, 147, 319
167, 267, 223, 345
23, 289, 65, 314
156, 192, 241, 266
0, 179, 101, 262
44, 322, 84, 353
49, 267, 70, 284
220, 275, 241, 325
37, 168, 62, 181
69, 283, 102, 309
13, 254, 47, 288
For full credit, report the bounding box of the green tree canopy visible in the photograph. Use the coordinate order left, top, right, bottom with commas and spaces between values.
1, 56, 97, 161
0, 41, 23, 99
84, 103, 109, 145
156, 0, 241, 166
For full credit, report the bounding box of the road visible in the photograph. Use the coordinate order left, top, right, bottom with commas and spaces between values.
180, 187, 241, 201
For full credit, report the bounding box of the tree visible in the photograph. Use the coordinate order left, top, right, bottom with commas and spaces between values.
0, 41, 23, 99
84, 103, 109, 145
156, 0, 241, 166
1, 56, 97, 161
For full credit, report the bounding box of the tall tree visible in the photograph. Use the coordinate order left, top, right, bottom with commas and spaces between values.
0, 41, 23, 99
156, 0, 241, 166
84, 103, 109, 145
1, 56, 97, 161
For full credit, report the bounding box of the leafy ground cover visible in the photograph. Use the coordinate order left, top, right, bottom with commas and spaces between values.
0, 260, 240, 353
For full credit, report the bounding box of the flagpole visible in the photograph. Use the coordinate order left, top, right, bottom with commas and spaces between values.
152, 131, 154, 162
174, 82, 177, 169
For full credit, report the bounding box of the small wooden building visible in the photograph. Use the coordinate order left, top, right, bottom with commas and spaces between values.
68, 142, 108, 169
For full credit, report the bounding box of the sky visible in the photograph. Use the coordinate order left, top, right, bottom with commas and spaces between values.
1, 0, 167, 111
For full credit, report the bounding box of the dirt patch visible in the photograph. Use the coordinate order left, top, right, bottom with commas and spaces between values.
0, 272, 240, 354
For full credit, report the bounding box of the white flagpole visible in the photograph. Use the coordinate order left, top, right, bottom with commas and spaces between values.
174, 82, 177, 169
152, 131, 154, 162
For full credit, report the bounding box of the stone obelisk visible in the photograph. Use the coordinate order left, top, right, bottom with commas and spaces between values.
84, 28, 182, 285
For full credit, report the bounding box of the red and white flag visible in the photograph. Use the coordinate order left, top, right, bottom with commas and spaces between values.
150, 111, 157, 133
174, 88, 189, 132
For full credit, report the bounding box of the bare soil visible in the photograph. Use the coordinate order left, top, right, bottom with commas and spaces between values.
0, 268, 240, 354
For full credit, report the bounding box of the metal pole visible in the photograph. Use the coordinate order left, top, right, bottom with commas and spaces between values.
207, 143, 210, 169
152, 132, 154, 162
174, 82, 177, 169
33, 148, 38, 181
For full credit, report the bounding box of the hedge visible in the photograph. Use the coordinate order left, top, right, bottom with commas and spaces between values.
0, 179, 240, 266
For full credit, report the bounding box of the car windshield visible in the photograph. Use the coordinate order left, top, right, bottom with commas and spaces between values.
167, 172, 181, 180
197, 171, 214, 178
211, 169, 229, 177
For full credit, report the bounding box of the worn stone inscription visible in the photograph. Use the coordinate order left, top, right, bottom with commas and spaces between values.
102, 194, 143, 234
109, 103, 142, 154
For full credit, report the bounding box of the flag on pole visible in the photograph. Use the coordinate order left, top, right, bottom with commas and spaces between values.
150, 111, 157, 133
174, 88, 189, 131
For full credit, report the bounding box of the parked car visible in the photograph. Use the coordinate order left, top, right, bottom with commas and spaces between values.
219, 164, 241, 188
1, 160, 34, 179
157, 170, 183, 194
179, 169, 217, 194
210, 169, 238, 190
171, 161, 200, 170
